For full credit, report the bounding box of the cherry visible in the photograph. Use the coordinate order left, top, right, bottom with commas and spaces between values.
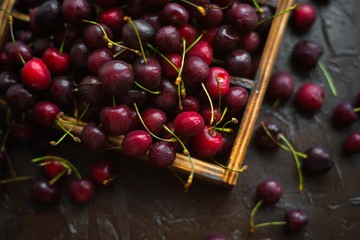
141, 12, 162, 32
61, 0, 91, 25
174, 111, 205, 137
191, 126, 223, 158
68, 178, 95, 203
98, 60, 134, 95
148, 141, 176, 168
302, 147, 333, 175
70, 40, 91, 68
199, 105, 222, 126
30, 178, 59, 204
150, 79, 177, 111
118, 89, 147, 108
204, 67, 230, 99
266, 71, 295, 101
35, 0, 63, 33
141, 108, 167, 135
5, 83, 36, 113
80, 123, 108, 151
5, 41, 33, 67
42, 157, 67, 179
199, 4, 223, 29
291, 3, 317, 32
158, 53, 182, 80
125, 0, 147, 19
224, 86, 249, 114
331, 101, 358, 127
133, 57, 161, 90
0, 71, 19, 95
182, 56, 209, 89
292, 40, 323, 70
213, 25, 240, 53
98, 7, 125, 36
203, 233, 229, 240
31, 101, 60, 128
21, 58, 51, 91
296, 83, 325, 112
121, 19, 155, 51
47, 76, 74, 108
343, 132, 360, 155
77, 75, 105, 106
83, 23, 113, 49
254, 121, 282, 150
256, 180, 282, 204
99, 105, 132, 136
176, 24, 196, 50
160, 3, 189, 27
155, 25, 181, 54
178, 96, 201, 113
225, 49, 252, 76
53, 26, 81, 51
42, 47, 70, 75
228, 3, 258, 33
90, 159, 115, 185
187, 40, 213, 66
87, 48, 113, 75
121, 130, 152, 158
240, 31, 261, 54
284, 209, 308, 233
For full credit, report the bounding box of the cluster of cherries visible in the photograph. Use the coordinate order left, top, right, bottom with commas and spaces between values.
0, 0, 279, 204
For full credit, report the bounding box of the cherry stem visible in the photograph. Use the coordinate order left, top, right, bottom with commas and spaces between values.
102, 176, 117, 185
260, 121, 308, 159
59, 26, 68, 53
32, 156, 82, 180
163, 125, 194, 192
0, 175, 34, 184
133, 103, 175, 142
134, 81, 161, 95
214, 107, 228, 129
353, 107, 360, 112
185, 33, 203, 53
221, 117, 238, 133
250, 221, 287, 233
201, 83, 215, 125
249, 199, 263, 231
180, 0, 206, 16
257, 4, 299, 26
147, 44, 180, 73
279, 134, 304, 193
124, 16, 147, 63
49, 169, 68, 185
272, 98, 281, 110
215, 127, 233, 134
176, 39, 187, 110
318, 61, 338, 97
212, 159, 248, 173
252, 0, 264, 13
8, 16, 25, 65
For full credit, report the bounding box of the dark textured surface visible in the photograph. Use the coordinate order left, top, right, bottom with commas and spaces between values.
1, 0, 360, 239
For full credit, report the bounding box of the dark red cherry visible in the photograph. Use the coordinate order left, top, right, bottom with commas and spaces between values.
61, 0, 92, 25
42, 48, 70, 75
99, 105, 132, 136
5, 41, 33, 67
160, 3, 189, 27
176, 24, 196, 50
292, 40, 323, 70
203, 233, 229, 240
83, 23, 113, 49
199, 105, 222, 125
68, 178, 95, 203
121, 19, 155, 51
5, 84, 36, 113
33, 38, 54, 58
47, 76, 74, 107
77, 75, 105, 105
87, 48, 113, 75
178, 96, 201, 113
174, 111, 205, 137
31, 101, 60, 128
150, 79, 177, 111
224, 86, 249, 114
0, 71, 19, 95
240, 31, 260, 54
117, 89, 147, 108
141, 108, 167, 135
200, 4, 223, 29
133, 57, 161, 90
343, 132, 360, 155
121, 130, 152, 158
21, 58, 51, 90
331, 101, 358, 127
155, 25, 181, 54
99, 7, 125, 36
302, 147, 333, 175
98, 60, 134, 95
42, 158, 67, 179
35, 0, 63, 33
191, 126, 223, 158
158, 53, 182, 80
296, 83, 325, 112
70, 40, 91, 68
254, 122, 282, 150
229, 3, 258, 33
80, 123, 108, 151
291, 3, 317, 32
267, 71, 295, 101
148, 141, 176, 168
256, 179, 282, 204
30, 179, 59, 204
204, 67, 230, 99
141, 12, 162, 31
90, 159, 115, 185
225, 49, 252, 76
285, 209, 308, 233
182, 56, 209, 88
213, 25, 240, 53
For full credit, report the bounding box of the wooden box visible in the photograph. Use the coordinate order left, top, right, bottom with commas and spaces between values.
0, 0, 294, 187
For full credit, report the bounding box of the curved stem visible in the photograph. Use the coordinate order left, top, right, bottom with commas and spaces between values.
125, 17, 147, 63
134, 81, 161, 95
279, 134, 304, 193
49, 169, 68, 185
252, 0, 263, 13
201, 83, 215, 125
249, 199, 263, 231
8, 16, 25, 65
257, 4, 299, 26
212, 159, 248, 173
147, 44, 180, 73
251, 221, 287, 233
318, 61, 338, 97
353, 107, 360, 112
0, 176, 34, 184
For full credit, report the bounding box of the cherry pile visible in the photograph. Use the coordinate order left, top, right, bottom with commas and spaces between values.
0, 0, 280, 203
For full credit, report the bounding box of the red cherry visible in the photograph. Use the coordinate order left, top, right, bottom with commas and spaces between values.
42, 159, 67, 179
21, 58, 51, 90
191, 126, 223, 158
68, 178, 95, 203
204, 67, 230, 99
291, 3, 317, 31
42, 48, 71, 75
90, 159, 115, 185
31, 101, 60, 128
187, 40, 213, 66
296, 83, 325, 112
174, 111, 205, 137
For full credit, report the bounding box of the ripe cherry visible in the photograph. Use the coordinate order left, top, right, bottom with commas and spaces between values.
155, 25, 181, 54
80, 123, 108, 151
141, 108, 167, 135
61, 0, 92, 25
174, 111, 205, 137
296, 83, 325, 112
5, 83, 36, 113
90, 159, 115, 185
133, 57, 161, 90
42, 48, 70, 75
187, 40, 213, 66
30, 178, 59, 204
285, 209, 308, 233
302, 147, 333, 175
224, 86, 249, 114
291, 3, 317, 32
266, 71, 295, 101
21, 58, 51, 90
98, 7, 125, 36
191, 126, 223, 158
343, 132, 360, 155
68, 178, 95, 203
256, 179, 282, 204
99, 105, 132, 136
121, 130, 153, 158
31, 101, 60, 128
292, 40, 323, 70
225, 49, 252, 76
204, 67, 230, 99
213, 25, 240, 53
331, 101, 358, 127
42, 158, 67, 179
148, 141, 176, 168
160, 3, 189, 27
254, 121, 282, 150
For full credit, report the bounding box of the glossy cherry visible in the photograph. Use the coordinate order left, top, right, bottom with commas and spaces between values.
291, 3, 317, 32
90, 159, 115, 185
174, 111, 205, 137
285, 209, 308, 233
267, 71, 295, 101
254, 122, 282, 150
121, 130, 153, 158
148, 141, 176, 168
331, 101, 358, 127
302, 147, 333, 175
292, 40, 323, 70
296, 83, 325, 112
256, 180, 282, 204
61, 0, 92, 25
204, 67, 230, 99
99, 105, 132, 136
80, 123, 108, 151
21, 58, 51, 90
141, 108, 167, 135
68, 178, 95, 203
31, 101, 60, 128
191, 126, 223, 158
42, 48, 70, 75
343, 132, 360, 155
30, 179, 59, 204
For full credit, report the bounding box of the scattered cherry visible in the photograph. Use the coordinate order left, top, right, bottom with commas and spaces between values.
68, 178, 95, 203
30, 178, 59, 204
285, 209, 308, 233
331, 101, 358, 127
343, 132, 360, 155
291, 3, 317, 32
302, 147, 333, 175
296, 83, 325, 112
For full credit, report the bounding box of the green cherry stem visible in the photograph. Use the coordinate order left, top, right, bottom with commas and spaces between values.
257, 4, 299, 26
180, 0, 206, 16
185, 33, 203, 53
124, 16, 147, 63
0, 175, 35, 184
201, 82, 215, 125
251, 221, 287, 233
212, 159, 248, 173
249, 199, 264, 232
32, 156, 82, 180
260, 121, 308, 159
146, 43, 180, 73
353, 107, 360, 112
59, 26, 68, 53
49, 169, 68, 185
8, 16, 25, 65
318, 61, 338, 97
252, 0, 263, 13
279, 134, 304, 193
134, 81, 161, 95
